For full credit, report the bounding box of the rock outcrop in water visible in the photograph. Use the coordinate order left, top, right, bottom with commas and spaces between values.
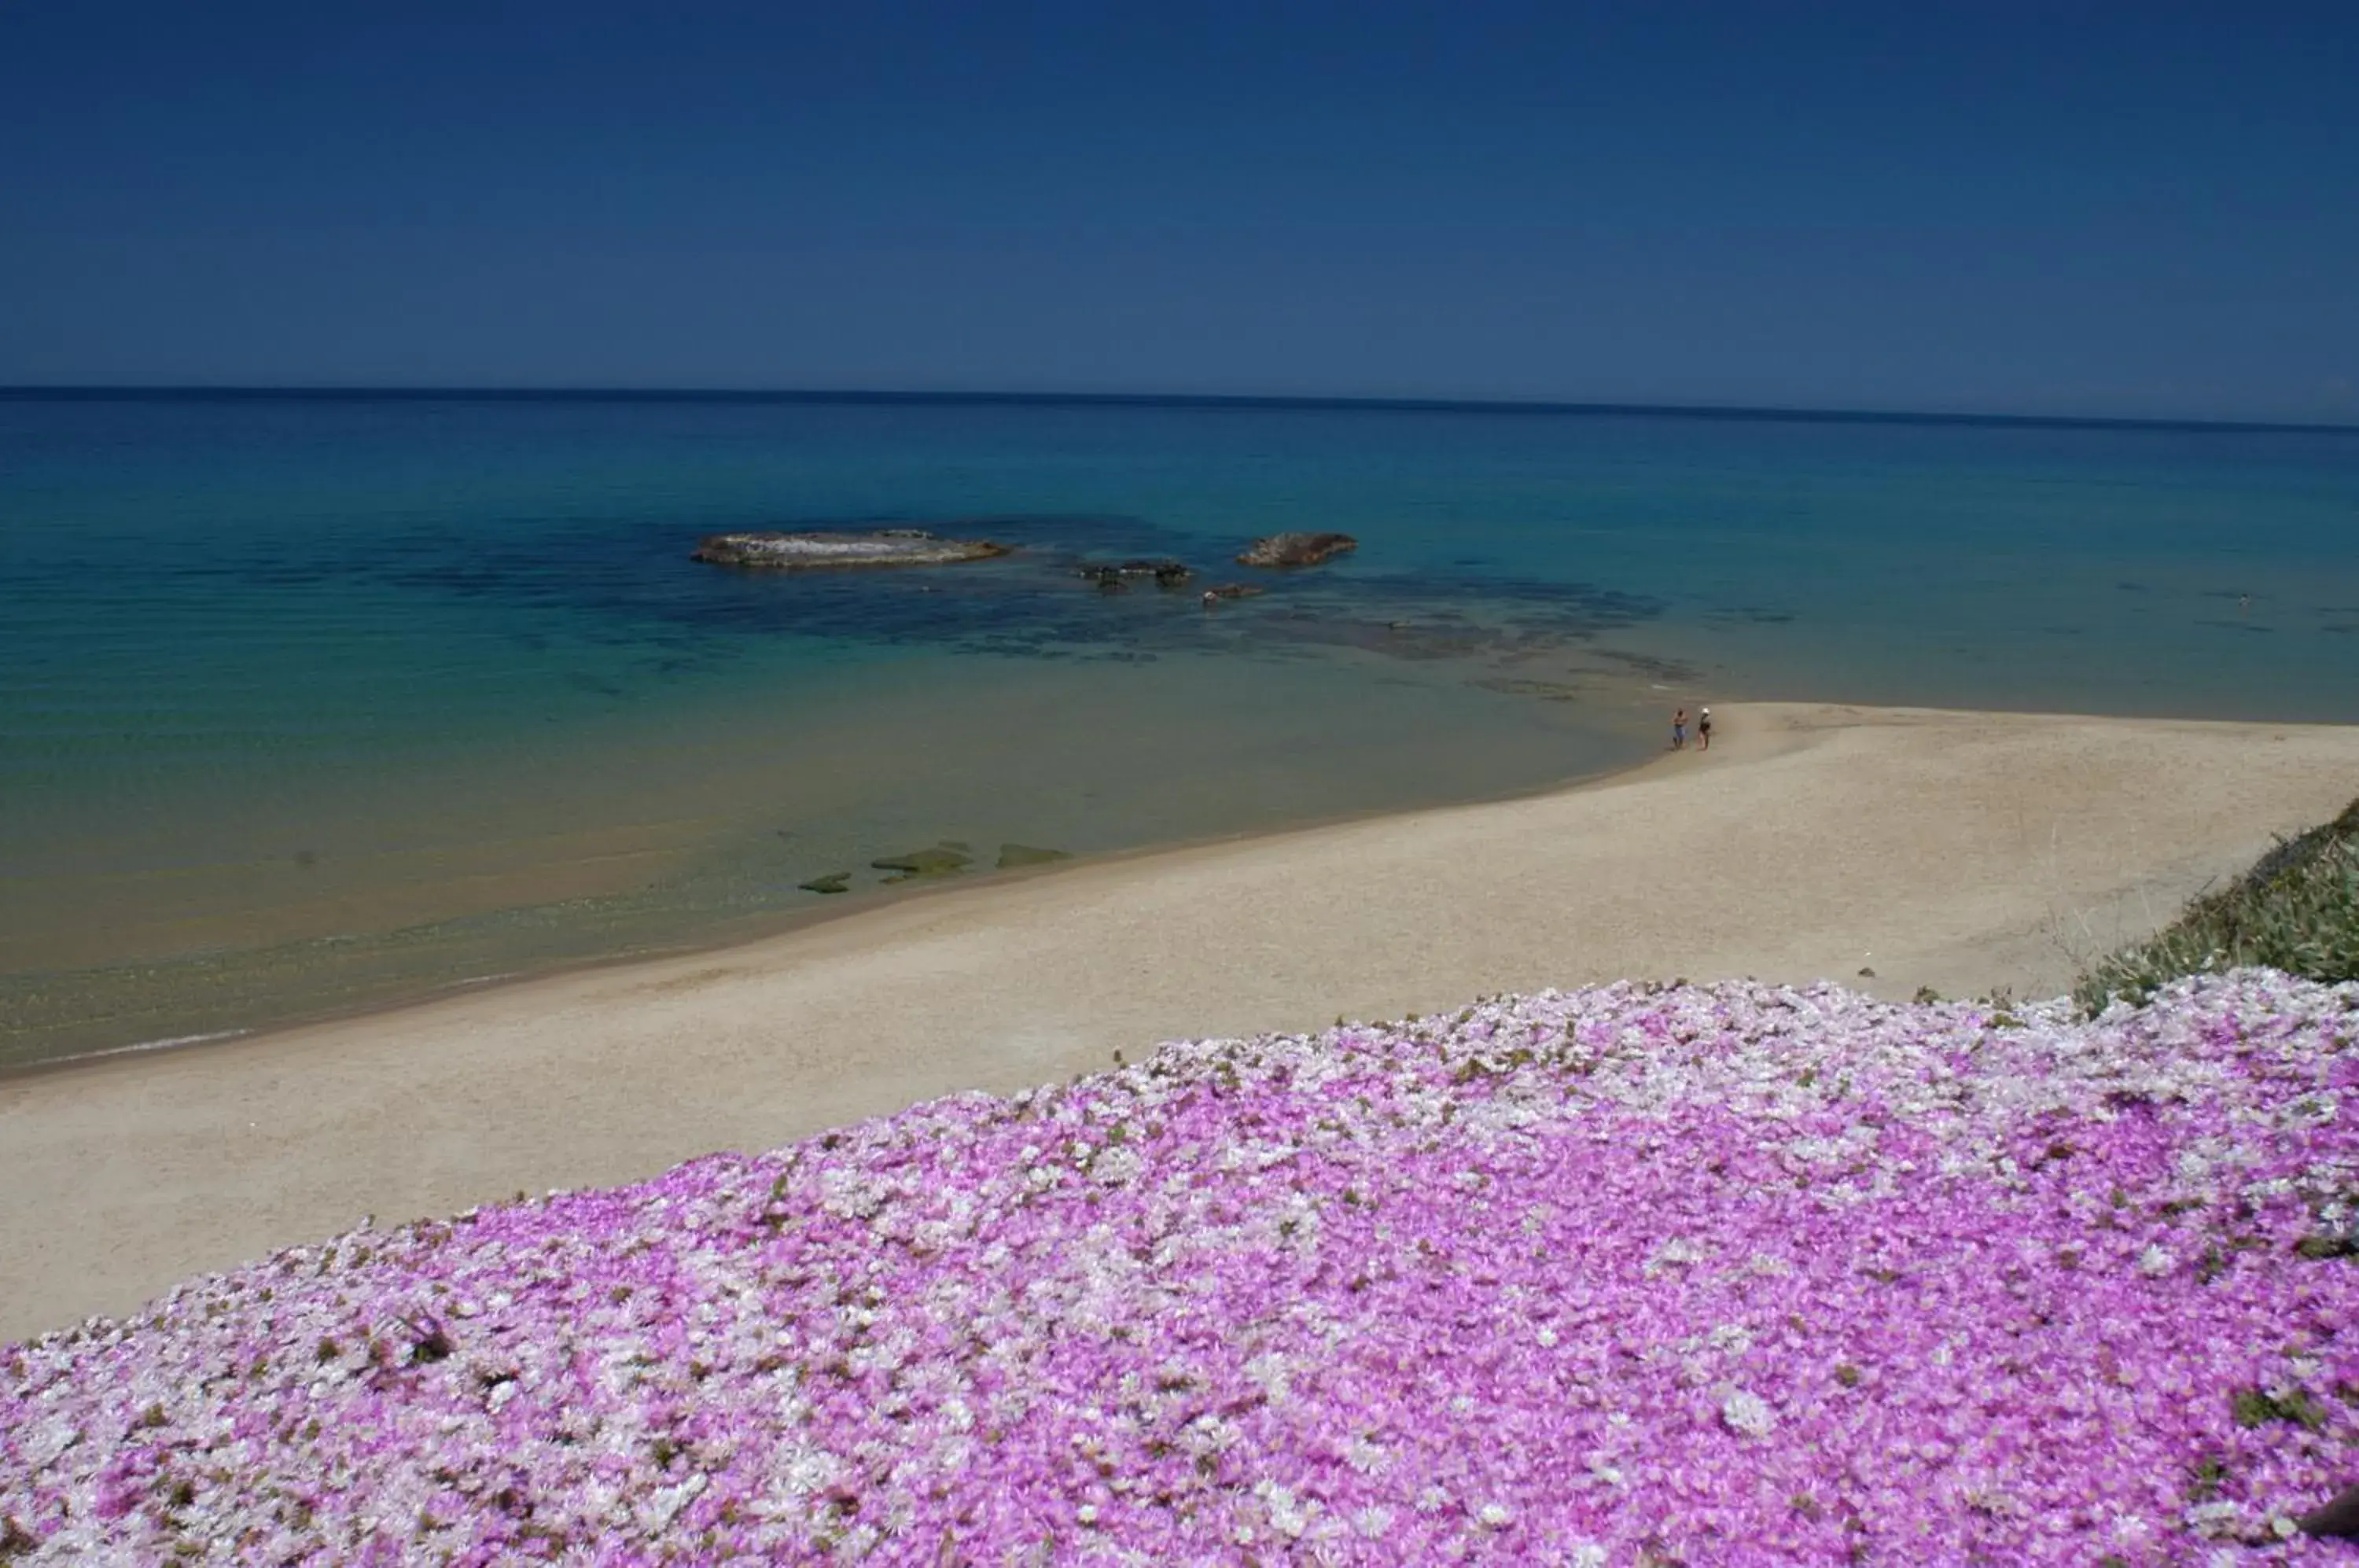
1237, 532, 1356, 569
691, 528, 1014, 570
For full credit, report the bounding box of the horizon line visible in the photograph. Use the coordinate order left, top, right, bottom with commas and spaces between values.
2, 384, 2355, 437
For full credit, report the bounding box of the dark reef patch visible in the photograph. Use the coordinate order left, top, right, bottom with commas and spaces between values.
230, 512, 1669, 693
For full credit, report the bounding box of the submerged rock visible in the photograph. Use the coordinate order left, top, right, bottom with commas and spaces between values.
797, 871, 852, 896
692, 528, 1014, 570
1237, 532, 1357, 569
1200, 582, 1265, 601
996, 844, 1072, 870
871, 845, 973, 882
1078, 559, 1194, 590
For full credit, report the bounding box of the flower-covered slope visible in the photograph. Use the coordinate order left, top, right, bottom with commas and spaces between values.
8, 975, 2359, 1565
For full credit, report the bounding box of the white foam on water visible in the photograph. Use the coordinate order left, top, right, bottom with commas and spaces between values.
81, 1029, 252, 1061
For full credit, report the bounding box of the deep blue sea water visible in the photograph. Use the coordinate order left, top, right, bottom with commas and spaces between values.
6, 393, 2357, 1065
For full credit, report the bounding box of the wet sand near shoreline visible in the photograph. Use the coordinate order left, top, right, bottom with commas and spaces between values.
6, 701, 2358, 1342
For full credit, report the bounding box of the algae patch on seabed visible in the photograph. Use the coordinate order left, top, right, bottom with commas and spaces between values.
808, 842, 1073, 893
870, 845, 973, 882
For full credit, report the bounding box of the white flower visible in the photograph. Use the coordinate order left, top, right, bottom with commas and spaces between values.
1245, 1353, 1294, 1404
1254, 1480, 1312, 1538
1646, 1236, 1709, 1275
2286, 1092, 2338, 1126
634, 1473, 706, 1532
1478, 1501, 1514, 1528
1721, 1388, 1777, 1437
1090, 1146, 1144, 1187
2185, 1500, 2243, 1538
2138, 1245, 2173, 1278
1351, 1505, 1393, 1539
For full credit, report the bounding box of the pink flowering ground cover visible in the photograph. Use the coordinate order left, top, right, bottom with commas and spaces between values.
8, 974, 2359, 1565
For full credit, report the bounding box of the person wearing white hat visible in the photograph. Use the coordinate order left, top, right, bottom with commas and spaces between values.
1697, 707, 1713, 751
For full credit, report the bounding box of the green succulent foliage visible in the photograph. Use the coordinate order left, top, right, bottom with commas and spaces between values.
2077, 797, 2359, 1014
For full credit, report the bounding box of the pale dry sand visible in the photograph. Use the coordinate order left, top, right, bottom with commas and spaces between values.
5, 702, 2357, 1342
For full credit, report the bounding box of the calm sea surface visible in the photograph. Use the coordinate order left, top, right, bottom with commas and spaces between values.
6, 394, 2357, 1066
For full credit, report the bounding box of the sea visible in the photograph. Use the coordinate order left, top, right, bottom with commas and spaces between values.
6, 392, 2357, 1069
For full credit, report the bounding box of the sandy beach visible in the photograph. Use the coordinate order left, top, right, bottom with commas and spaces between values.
5, 701, 2357, 1343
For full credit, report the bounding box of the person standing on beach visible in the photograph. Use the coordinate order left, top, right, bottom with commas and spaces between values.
1697, 707, 1713, 751
1672, 708, 1687, 750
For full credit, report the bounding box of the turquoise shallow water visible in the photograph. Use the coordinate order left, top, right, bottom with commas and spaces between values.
5, 394, 2357, 1066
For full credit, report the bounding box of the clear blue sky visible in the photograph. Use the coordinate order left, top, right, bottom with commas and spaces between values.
4, 2, 2353, 421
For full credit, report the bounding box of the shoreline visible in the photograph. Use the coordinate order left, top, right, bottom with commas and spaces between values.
6, 701, 2359, 1341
